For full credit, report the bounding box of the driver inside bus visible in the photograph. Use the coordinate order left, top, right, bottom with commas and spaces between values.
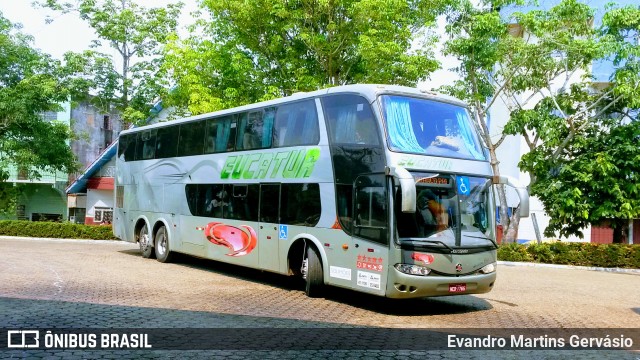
417, 190, 436, 236
417, 189, 449, 235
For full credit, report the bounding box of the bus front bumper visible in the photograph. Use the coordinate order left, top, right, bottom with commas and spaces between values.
385, 267, 496, 299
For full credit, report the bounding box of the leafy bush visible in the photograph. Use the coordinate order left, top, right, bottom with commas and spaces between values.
0, 220, 118, 240
498, 242, 640, 268
497, 243, 534, 262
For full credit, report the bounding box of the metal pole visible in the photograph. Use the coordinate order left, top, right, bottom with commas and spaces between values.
531, 213, 542, 244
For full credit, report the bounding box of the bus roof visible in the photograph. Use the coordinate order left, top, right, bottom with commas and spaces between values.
120, 84, 467, 135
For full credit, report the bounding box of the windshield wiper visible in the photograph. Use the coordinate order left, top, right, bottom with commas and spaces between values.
402, 239, 453, 253
463, 234, 498, 249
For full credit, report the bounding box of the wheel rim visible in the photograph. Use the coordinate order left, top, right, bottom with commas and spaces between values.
157, 230, 166, 256
140, 227, 150, 251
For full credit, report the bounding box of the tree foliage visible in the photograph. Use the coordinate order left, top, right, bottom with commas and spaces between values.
0, 13, 77, 181
511, 4, 640, 242
531, 121, 640, 241
38, 0, 183, 124
163, 0, 446, 115
441, 0, 638, 242
0, 13, 77, 213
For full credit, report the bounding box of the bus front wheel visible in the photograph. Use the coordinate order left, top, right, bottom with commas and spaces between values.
303, 245, 324, 297
154, 225, 173, 263
138, 224, 154, 259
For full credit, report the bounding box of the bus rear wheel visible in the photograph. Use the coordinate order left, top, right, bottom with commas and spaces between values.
154, 225, 173, 263
303, 245, 324, 297
138, 224, 154, 259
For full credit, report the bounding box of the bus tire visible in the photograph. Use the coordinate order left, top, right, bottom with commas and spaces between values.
138, 223, 154, 259
305, 245, 324, 297
154, 225, 173, 263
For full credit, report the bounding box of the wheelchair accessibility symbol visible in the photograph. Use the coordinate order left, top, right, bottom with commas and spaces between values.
279, 225, 288, 240
456, 176, 470, 195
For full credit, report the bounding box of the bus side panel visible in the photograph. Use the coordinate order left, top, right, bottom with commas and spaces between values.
345, 237, 388, 296
294, 227, 388, 297
114, 184, 135, 243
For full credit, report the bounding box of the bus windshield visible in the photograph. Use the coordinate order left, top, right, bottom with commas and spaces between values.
381, 95, 486, 161
395, 174, 494, 248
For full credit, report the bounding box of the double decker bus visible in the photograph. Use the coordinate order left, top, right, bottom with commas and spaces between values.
114, 84, 529, 298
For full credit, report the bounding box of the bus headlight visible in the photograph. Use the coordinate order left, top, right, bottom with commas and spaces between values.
394, 264, 431, 276
478, 262, 496, 274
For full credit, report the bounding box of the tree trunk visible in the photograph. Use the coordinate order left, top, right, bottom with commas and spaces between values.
504, 204, 521, 243
488, 149, 512, 243
496, 184, 512, 242
475, 110, 515, 243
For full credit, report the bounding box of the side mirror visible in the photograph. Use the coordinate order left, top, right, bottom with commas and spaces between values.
387, 166, 416, 213
492, 175, 530, 218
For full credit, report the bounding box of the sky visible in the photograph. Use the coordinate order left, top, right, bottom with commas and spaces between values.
0, 0, 456, 90
0, 0, 197, 59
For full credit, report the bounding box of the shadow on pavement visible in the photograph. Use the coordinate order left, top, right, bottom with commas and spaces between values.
118, 249, 493, 316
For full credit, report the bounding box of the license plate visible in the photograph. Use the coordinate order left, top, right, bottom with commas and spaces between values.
449, 283, 466, 293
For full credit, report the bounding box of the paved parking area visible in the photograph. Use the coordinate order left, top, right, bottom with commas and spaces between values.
0, 237, 638, 359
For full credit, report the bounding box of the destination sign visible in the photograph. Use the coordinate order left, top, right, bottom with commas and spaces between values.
415, 176, 450, 185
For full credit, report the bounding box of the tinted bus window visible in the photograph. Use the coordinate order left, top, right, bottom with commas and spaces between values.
178, 120, 206, 156
118, 133, 131, 159
135, 129, 157, 160
122, 133, 137, 162
185, 184, 228, 218
237, 108, 275, 151
354, 174, 387, 244
322, 95, 379, 145
156, 125, 179, 158
185, 184, 199, 216
273, 100, 319, 147
259, 184, 280, 223
225, 184, 259, 221
199, 184, 227, 218
336, 184, 353, 233
205, 115, 236, 154
280, 183, 321, 226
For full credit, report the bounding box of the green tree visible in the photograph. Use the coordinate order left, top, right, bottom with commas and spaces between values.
38, 0, 183, 124
530, 121, 640, 243
0, 13, 77, 213
441, 0, 616, 242
163, 0, 445, 115
511, 4, 640, 243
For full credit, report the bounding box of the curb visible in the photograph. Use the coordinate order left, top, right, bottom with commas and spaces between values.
498, 260, 640, 274
0, 235, 131, 245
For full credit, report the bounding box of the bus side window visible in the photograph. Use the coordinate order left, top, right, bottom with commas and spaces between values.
225, 184, 259, 221
178, 120, 206, 157
273, 107, 291, 147
199, 184, 226, 218
205, 115, 236, 154
135, 129, 157, 160
354, 174, 388, 244
259, 184, 280, 223
262, 108, 275, 148
155, 125, 179, 159
336, 184, 353, 234
322, 95, 378, 145
237, 109, 274, 151
273, 100, 319, 147
281, 183, 321, 226
185, 184, 199, 216
119, 133, 137, 162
